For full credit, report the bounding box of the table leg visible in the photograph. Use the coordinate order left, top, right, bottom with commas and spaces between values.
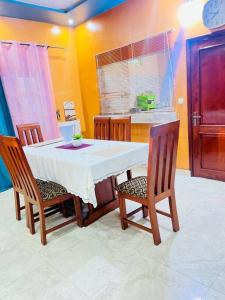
82, 176, 118, 226
74, 197, 84, 227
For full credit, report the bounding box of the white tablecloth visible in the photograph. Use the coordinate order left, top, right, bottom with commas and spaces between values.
23, 139, 149, 207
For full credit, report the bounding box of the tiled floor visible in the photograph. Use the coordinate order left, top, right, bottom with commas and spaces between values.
1, 167, 225, 300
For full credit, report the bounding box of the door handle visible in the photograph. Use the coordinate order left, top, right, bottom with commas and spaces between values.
192, 112, 201, 126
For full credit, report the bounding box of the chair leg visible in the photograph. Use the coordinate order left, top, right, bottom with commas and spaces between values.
126, 170, 132, 180
28, 203, 35, 235
61, 202, 67, 218
142, 205, 148, 218
24, 201, 30, 229
74, 196, 83, 227
119, 196, 128, 230
148, 203, 161, 245
14, 191, 21, 221
39, 207, 47, 246
169, 192, 180, 232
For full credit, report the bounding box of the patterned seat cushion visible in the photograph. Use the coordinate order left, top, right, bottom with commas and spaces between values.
116, 176, 147, 199
36, 179, 68, 200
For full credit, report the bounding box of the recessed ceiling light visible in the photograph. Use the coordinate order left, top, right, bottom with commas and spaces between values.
68, 19, 75, 26
51, 26, 61, 35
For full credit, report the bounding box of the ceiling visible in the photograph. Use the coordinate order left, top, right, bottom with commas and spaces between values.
9, 0, 83, 11
0, 0, 127, 27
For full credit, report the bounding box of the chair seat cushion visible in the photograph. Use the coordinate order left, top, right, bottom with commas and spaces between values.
36, 179, 68, 200
116, 176, 147, 199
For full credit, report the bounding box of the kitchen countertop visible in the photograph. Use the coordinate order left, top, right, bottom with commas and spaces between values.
97, 109, 177, 124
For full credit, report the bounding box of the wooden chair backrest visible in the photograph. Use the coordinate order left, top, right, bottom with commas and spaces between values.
0, 135, 41, 203
147, 121, 180, 198
110, 116, 131, 142
94, 117, 110, 140
17, 123, 44, 146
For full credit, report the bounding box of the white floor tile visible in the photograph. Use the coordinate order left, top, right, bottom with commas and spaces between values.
1, 168, 225, 300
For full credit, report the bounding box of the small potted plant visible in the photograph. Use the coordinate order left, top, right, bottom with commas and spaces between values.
72, 133, 83, 147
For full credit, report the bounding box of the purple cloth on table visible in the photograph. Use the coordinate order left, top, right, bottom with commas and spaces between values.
56, 143, 92, 150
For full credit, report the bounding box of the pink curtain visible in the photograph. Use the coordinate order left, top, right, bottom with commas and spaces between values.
0, 42, 59, 140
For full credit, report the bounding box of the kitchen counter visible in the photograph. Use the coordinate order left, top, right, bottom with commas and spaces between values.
97, 109, 177, 124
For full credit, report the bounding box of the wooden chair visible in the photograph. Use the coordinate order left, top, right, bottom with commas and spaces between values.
17, 123, 44, 146
110, 116, 131, 142
0, 135, 81, 245
94, 117, 110, 140
15, 123, 44, 221
116, 121, 180, 245
0, 134, 25, 222
110, 116, 132, 180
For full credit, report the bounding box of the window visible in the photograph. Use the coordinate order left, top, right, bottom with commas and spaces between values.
96, 31, 173, 114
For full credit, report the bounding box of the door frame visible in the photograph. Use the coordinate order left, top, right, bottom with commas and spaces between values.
186, 29, 225, 176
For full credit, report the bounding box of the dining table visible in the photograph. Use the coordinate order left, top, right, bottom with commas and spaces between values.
23, 138, 149, 226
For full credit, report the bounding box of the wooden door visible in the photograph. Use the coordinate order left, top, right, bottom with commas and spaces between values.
187, 30, 225, 181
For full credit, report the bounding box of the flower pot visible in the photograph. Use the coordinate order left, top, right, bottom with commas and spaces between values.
72, 139, 83, 147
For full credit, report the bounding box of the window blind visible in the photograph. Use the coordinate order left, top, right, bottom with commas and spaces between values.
96, 31, 173, 114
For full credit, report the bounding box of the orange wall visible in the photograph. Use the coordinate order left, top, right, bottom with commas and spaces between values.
0, 1, 210, 169
75, 0, 209, 169
0, 17, 85, 130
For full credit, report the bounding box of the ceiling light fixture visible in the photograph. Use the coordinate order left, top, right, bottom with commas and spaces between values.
178, 0, 204, 28
51, 26, 61, 35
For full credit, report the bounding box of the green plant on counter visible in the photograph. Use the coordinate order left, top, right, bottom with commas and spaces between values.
137, 91, 157, 111
72, 134, 83, 140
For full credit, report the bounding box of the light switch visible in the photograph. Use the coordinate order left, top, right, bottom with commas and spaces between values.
177, 97, 184, 105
